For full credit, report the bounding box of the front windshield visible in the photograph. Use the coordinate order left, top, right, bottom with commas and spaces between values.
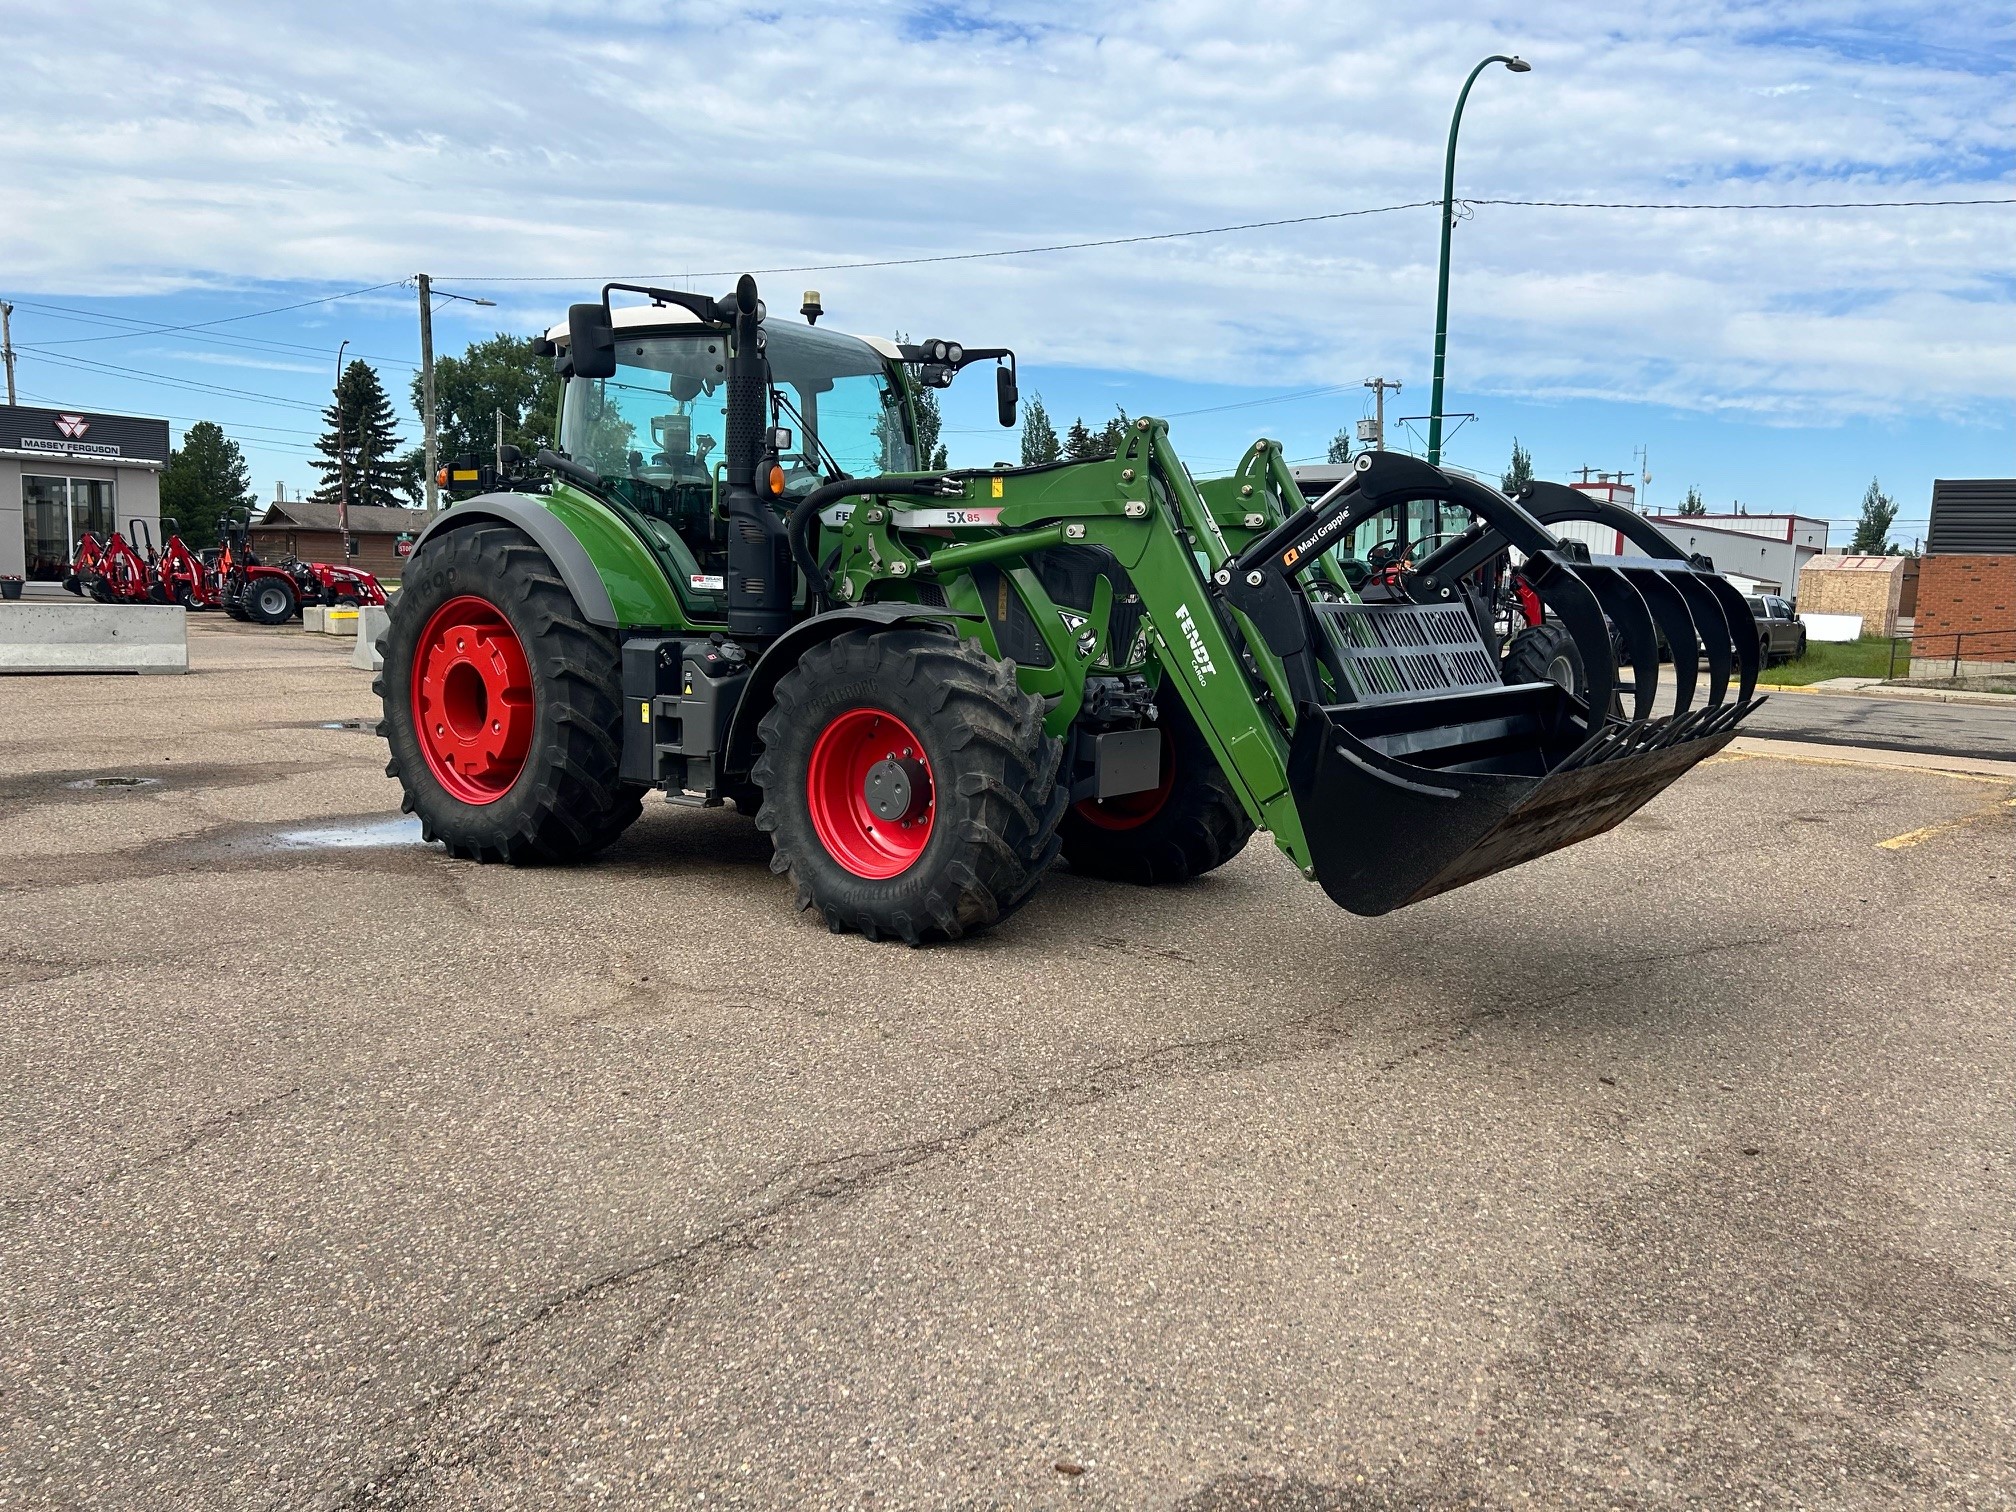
559, 320, 915, 531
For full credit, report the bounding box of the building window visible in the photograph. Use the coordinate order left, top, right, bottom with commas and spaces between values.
20, 475, 116, 581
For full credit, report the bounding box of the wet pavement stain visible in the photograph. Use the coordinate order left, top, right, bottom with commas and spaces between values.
61, 776, 162, 791
267, 815, 427, 850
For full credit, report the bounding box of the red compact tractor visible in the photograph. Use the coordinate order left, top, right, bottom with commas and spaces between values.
284, 556, 387, 608
216, 508, 306, 624
153, 517, 219, 609
64, 523, 157, 604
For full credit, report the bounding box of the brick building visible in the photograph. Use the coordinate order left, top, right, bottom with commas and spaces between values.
1911, 479, 2016, 677
1795, 554, 1917, 637
249, 501, 424, 581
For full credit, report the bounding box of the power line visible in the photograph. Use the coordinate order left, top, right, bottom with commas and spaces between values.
18, 279, 409, 344
436, 193, 2013, 284
15, 344, 329, 412
10, 299, 418, 368
438, 201, 1448, 282
1463, 195, 2016, 211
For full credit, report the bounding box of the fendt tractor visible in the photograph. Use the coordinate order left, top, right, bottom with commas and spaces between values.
377, 276, 1760, 943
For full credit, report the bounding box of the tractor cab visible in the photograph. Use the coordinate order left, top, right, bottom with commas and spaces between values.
551, 306, 920, 608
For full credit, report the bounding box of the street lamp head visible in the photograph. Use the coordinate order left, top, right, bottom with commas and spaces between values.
1504, 56, 1531, 72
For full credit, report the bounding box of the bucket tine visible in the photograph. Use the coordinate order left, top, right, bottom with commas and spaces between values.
1697, 572, 1762, 703
1575, 565, 1662, 721
1668, 572, 1735, 707
1622, 566, 1702, 716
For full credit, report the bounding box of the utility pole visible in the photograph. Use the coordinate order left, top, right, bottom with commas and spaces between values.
334, 339, 351, 561
0, 301, 16, 406
415, 276, 495, 517
417, 275, 438, 517
1361, 377, 1402, 450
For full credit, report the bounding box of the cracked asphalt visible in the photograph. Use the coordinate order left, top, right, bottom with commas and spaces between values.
3, 616, 2012, 1510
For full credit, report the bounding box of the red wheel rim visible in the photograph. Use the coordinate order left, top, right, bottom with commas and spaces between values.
411, 595, 534, 805
1072, 726, 1175, 831
806, 707, 935, 879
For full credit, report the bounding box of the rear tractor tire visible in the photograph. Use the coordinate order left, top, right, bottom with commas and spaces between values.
752, 627, 1066, 944
1058, 692, 1253, 886
247, 576, 298, 625
377, 523, 642, 864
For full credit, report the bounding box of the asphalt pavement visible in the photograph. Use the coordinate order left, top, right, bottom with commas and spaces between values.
2, 616, 2011, 1510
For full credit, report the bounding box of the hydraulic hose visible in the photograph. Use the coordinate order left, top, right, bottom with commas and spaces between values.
787, 476, 958, 607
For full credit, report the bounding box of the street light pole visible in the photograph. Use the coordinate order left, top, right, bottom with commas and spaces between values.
1426, 52, 1530, 467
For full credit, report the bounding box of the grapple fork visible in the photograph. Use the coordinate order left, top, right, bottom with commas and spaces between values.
1218, 454, 1760, 915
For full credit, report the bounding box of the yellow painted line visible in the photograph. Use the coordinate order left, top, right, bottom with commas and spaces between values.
1877, 797, 2016, 851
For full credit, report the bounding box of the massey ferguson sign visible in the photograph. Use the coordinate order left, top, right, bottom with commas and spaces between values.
2, 404, 168, 462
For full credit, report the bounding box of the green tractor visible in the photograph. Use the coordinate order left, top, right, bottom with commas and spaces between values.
377, 275, 1759, 942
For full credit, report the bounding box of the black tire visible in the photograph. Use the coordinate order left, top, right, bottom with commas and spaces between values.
752, 627, 1066, 944
1759, 630, 1774, 668
247, 576, 297, 625
376, 523, 643, 864
1058, 693, 1252, 885
1794, 629, 1807, 660
1504, 619, 1586, 695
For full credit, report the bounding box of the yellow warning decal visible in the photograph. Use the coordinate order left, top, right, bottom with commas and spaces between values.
640, 700, 650, 724
990, 476, 1004, 498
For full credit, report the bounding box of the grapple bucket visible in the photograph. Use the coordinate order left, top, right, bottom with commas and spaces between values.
1216, 455, 1762, 917
1287, 679, 1748, 915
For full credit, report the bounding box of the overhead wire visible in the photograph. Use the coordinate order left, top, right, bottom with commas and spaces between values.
433, 193, 2014, 283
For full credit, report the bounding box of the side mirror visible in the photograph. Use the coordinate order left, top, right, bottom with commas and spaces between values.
567, 303, 617, 380
996, 363, 1019, 428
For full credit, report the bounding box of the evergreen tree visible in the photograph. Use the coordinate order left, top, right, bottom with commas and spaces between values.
313, 360, 406, 510
1849, 477, 1897, 555
914, 384, 949, 470
1678, 485, 1707, 516
410, 333, 559, 465
1020, 394, 1061, 465
1327, 429, 1353, 465
1096, 407, 1131, 457
158, 421, 254, 544
1062, 416, 1097, 461
1501, 438, 1533, 497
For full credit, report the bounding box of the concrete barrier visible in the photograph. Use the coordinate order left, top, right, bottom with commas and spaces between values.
321, 608, 361, 637
0, 603, 188, 675
351, 605, 390, 671
303, 605, 327, 632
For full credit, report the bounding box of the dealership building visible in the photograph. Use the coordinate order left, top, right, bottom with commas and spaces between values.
1, 404, 169, 581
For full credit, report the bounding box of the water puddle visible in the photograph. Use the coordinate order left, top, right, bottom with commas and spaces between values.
63, 776, 163, 791
268, 815, 428, 851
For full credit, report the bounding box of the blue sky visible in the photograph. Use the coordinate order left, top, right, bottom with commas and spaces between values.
4, 0, 2011, 545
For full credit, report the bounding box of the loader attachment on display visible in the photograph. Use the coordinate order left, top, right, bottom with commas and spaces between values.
1218, 452, 1760, 915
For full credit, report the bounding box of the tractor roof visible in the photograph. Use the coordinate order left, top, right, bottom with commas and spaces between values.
547, 303, 903, 360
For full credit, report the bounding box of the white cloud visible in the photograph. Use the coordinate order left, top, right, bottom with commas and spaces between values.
2, 0, 2010, 420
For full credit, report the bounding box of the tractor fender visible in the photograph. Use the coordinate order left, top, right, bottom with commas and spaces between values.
407, 495, 619, 627
721, 603, 981, 777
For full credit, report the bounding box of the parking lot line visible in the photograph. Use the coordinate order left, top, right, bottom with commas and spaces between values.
1876, 796, 2016, 850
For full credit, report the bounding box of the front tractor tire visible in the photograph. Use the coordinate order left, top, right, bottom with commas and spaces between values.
377, 523, 642, 864
752, 627, 1066, 944
1058, 693, 1253, 886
